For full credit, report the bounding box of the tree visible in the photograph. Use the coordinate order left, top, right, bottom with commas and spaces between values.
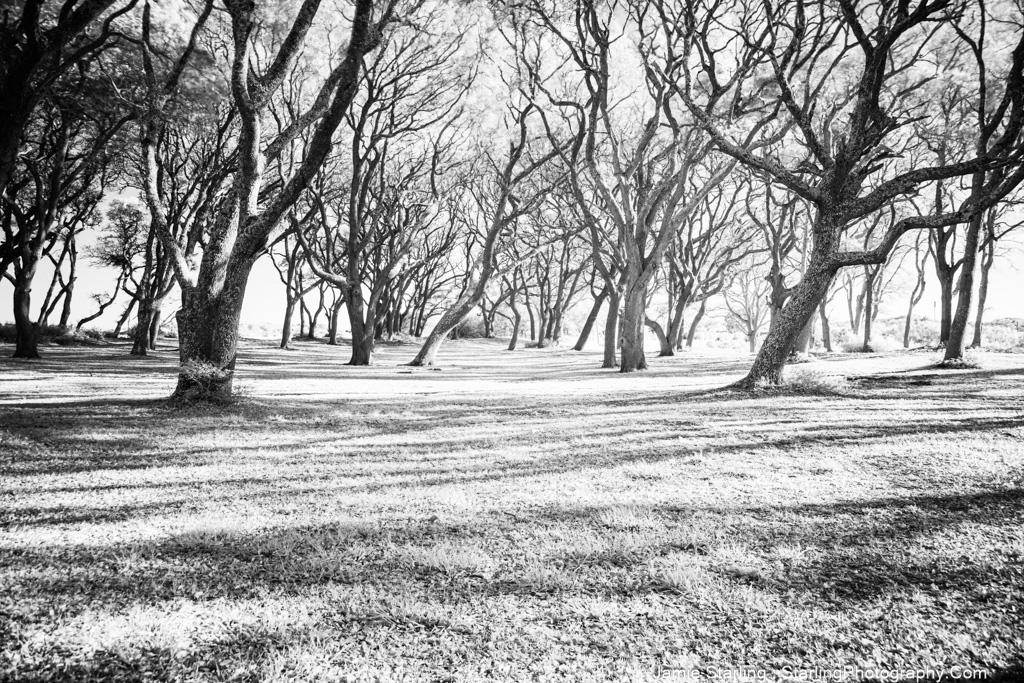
407, 102, 557, 366
0, 0, 135, 201
149, 0, 396, 398
971, 198, 1023, 347
297, 15, 470, 364
724, 262, 771, 353
660, 179, 756, 353
76, 200, 146, 330
903, 230, 931, 348
672, 0, 1024, 385
2, 64, 128, 357
529, 0, 736, 372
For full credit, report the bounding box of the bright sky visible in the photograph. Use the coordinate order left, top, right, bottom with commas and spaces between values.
2, 231, 1021, 341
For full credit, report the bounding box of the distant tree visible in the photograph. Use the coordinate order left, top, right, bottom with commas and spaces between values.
724, 264, 771, 354
297, 13, 471, 364
970, 198, 1024, 347
903, 230, 931, 349
76, 200, 145, 331
528, 0, 736, 372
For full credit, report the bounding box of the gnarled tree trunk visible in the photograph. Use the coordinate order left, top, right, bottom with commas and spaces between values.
173, 259, 254, 400
738, 234, 837, 387
12, 267, 40, 359
602, 290, 619, 369
618, 281, 647, 372
645, 316, 673, 357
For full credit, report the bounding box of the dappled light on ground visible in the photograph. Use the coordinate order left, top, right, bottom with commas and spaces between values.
2, 340, 1023, 681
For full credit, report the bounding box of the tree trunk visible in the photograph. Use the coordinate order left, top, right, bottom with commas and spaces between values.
77, 274, 124, 330
481, 303, 493, 338
937, 269, 954, 346
348, 315, 374, 365
602, 290, 620, 369
173, 260, 254, 400
409, 296, 476, 366
329, 296, 344, 345
944, 211, 983, 363
862, 268, 876, 351
747, 330, 757, 353
113, 298, 136, 338
619, 282, 647, 372
58, 276, 75, 328
306, 293, 322, 340
904, 261, 928, 349
281, 298, 296, 349
347, 290, 374, 365
668, 291, 688, 351
12, 271, 40, 359
819, 300, 832, 352
970, 226, 994, 349
739, 255, 836, 387
793, 309, 817, 354
131, 296, 154, 356
685, 301, 706, 348
645, 316, 673, 357
572, 288, 607, 351
148, 301, 163, 350
58, 236, 78, 328
507, 298, 522, 351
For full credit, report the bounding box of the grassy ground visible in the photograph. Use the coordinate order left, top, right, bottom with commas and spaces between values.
1, 339, 1023, 682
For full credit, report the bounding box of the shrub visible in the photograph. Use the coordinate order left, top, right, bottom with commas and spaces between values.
753, 369, 849, 395
840, 335, 899, 353
171, 360, 238, 405
450, 316, 487, 339
0, 323, 106, 346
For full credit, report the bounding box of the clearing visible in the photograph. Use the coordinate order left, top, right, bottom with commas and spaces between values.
1, 340, 1023, 682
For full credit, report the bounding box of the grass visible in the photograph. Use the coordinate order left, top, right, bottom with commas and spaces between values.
1, 339, 1023, 682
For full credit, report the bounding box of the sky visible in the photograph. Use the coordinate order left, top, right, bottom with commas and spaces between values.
2, 231, 1021, 343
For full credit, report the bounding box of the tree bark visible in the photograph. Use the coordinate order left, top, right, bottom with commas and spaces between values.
619, 282, 647, 372
173, 259, 254, 400
572, 287, 607, 351
12, 272, 40, 359
685, 300, 706, 348
970, 218, 994, 348
862, 268, 876, 351
793, 310, 817, 354
602, 290, 619, 369
281, 298, 296, 349
645, 316, 673, 357
58, 274, 75, 328
507, 297, 522, 351
113, 298, 136, 338
131, 296, 154, 356
944, 211, 983, 362
346, 288, 375, 365
738, 252, 836, 387
936, 263, 955, 345
329, 296, 344, 345
148, 300, 163, 349
819, 300, 832, 352
409, 295, 475, 366
904, 260, 927, 349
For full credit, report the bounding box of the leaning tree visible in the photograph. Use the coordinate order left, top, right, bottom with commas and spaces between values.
669, 0, 1024, 385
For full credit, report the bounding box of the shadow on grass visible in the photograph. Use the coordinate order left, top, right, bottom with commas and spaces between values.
2, 487, 1023, 680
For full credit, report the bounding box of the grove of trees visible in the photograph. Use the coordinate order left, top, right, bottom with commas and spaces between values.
3, 0, 1024, 397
